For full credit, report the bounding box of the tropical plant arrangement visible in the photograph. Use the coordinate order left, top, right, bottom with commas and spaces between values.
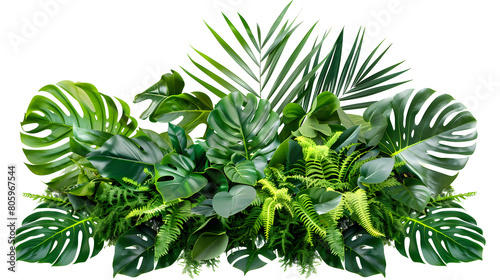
16, 2, 484, 278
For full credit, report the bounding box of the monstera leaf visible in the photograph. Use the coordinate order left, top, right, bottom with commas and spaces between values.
344, 226, 386, 277
87, 135, 164, 186
365, 88, 477, 194
21, 81, 137, 183
15, 205, 103, 266
227, 246, 277, 275
113, 226, 155, 277
206, 92, 280, 164
395, 206, 485, 266
155, 153, 208, 203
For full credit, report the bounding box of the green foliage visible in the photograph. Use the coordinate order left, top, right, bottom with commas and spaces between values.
17, 2, 483, 279
155, 201, 192, 259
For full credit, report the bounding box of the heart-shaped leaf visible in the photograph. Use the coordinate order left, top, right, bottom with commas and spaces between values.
358, 157, 394, 186
297, 188, 342, 214
388, 178, 431, 212
224, 159, 258, 185
155, 154, 208, 203
212, 184, 257, 218
152, 91, 213, 134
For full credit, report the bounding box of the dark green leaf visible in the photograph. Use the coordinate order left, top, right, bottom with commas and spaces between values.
358, 157, 394, 185
388, 178, 431, 212
191, 232, 228, 261
15, 206, 103, 266
206, 92, 280, 163
227, 246, 276, 275
396, 207, 485, 265
155, 154, 208, 203
344, 226, 386, 277
112, 226, 155, 277
87, 135, 164, 186
369, 88, 477, 194
133, 71, 185, 121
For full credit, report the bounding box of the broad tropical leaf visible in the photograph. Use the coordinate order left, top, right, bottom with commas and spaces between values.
365, 88, 477, 194
395, 206, 485, 265
388, 177, 431, 212
297, 188, 342, 214
227, 246, 276, 275
223, 159, 258, 185
113, 226, 156, 277
344, 226, 386, 277
191, 232, 229, 261
87, 135, 164, 187
133, 70, 185, 120
358, 157, 394, 186
206, 92, 280, 163
21, 81, 137, 182
155, 153, 208, 203
15, 205, 103, 266
212, 184, 257, 218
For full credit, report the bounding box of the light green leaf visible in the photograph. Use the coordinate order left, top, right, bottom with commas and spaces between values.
212, 184, 257, 218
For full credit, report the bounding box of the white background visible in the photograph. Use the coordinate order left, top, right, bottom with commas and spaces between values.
1, 0, 499, 279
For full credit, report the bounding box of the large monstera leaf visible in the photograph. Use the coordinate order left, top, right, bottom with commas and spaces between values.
21, 81, 137, 176
365, 88, 477, 194
396, 206, 485, 265
206, 92, 280, 164
317, 226, 386, 277
15, 204, 104, 266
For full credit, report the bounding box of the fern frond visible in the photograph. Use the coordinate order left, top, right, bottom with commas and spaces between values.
324, 131, 343, 148
242, 206, 263, 238
126, 197, 181, 225
261, 197, 277, 239
344, 189, 384, 237
287, 175, 335, 189
294, 194, 326, 238
324, 227, 344, 258
327, 196, 345, 226
22, 192, 69, 205
154, 201, 192, 259
432, 191, 477, 203
368, 177, 400, 192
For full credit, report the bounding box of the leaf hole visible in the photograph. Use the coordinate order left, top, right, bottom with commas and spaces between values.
157, 176, 175, 182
